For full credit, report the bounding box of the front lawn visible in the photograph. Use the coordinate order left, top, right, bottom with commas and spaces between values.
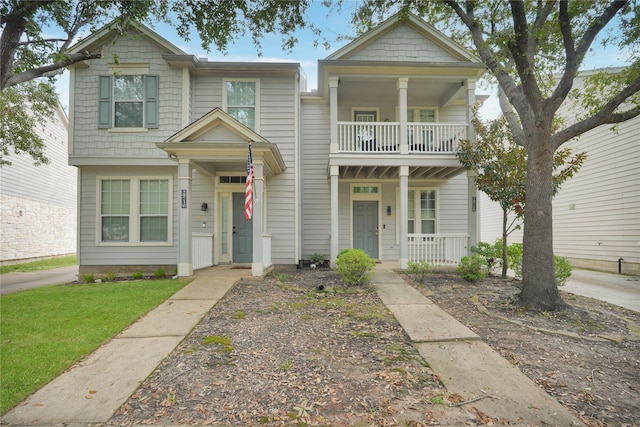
0, 278, 188, 414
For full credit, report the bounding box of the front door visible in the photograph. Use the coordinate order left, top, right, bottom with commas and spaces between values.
353, 201, 379, 259
232, 193, 252, 263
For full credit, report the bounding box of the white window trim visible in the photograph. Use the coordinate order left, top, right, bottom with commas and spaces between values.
222, 78, 260, 133
351, 107, 381, 121
395, 187, 439, 243
96, 176, 173, 247
112, 75, 146, 130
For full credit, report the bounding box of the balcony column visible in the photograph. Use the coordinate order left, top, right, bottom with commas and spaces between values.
177, 159, 193, 277
252, 160, 265, 276
329, 165, 340, 266
466, 80, 477, 142
399, 165, 409, 269
397, 78, 408, 155
329, 77, 339, 154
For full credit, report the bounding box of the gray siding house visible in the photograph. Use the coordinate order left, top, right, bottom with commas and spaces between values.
480, 68, 640, 276
68, 15, 485, 278
1, 103, 76, 263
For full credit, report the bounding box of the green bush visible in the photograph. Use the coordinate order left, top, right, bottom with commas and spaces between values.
131, 271, 143, 280
310, 253, 326, 266
471, 241, 501, 271
105, 272, 117, 282
154, 268, 166, 279
457, 256, 488, 282
554, 256, 572, 286
83, 272, 94, 283
406, 260, 429, 285
335, 248, 376, 286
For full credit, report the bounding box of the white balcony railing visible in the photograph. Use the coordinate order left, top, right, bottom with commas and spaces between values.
337, 122, 468, 154
408, 234, 469, 266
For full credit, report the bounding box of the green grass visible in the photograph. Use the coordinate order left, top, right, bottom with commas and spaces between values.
0, 278, 188, 414
0, 255, 76, 274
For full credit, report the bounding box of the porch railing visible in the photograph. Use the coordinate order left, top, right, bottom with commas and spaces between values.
408, 234, 469, 266
337, 122, 467, 154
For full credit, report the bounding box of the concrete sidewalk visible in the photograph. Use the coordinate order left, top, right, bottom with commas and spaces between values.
2, 266, 249, 426
372, 267, 583, 426
563, 269, 640, 313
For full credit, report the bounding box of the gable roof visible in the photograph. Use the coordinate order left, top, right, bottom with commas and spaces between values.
69, 20, 185, 55
325, 14, 479, 63
158, 108, 286, 177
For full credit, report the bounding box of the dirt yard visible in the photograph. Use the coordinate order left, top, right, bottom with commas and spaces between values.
109, 268, 640, 427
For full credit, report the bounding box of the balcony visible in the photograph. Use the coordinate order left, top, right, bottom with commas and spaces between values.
337, 122, 468, 154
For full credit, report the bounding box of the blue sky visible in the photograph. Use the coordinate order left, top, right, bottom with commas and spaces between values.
54, 6, 631, 120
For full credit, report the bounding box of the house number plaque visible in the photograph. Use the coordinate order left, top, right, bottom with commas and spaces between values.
181, 189, 187, 208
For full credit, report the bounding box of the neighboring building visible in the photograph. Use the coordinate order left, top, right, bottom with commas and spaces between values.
67, 15, 485, 278
0, 103, 76, 263
480, 68, 639, 276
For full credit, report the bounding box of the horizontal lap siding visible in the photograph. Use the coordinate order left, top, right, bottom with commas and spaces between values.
78, 166, 178, 266
301, 101, 331, 259
553, 116, 640, 265
436, 174, 468, 233
261, 76, 297, 264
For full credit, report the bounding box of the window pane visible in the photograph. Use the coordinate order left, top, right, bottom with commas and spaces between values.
140, 216, 168, 242
114, 76, 144, 100
228, 107, 255, 129
420, 190, 436, 233
408, 219, 414, 234
115, 102, 143, 127
353, 186, 378, 193
140, 180, 169, 215
419, 109, 436, 122
226, 81, 256, 106
421, 220, 435, 234
101, 180, 130, 215
407, 191, 415, 220
102, 217, 129, 242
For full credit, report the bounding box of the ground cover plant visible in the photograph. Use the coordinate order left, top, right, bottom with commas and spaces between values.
0, 278, 188, 414
0, 255, 76, 274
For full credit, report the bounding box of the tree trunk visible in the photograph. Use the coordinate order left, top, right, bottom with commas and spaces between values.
520, 132, 568, 311
501, 208, 508, 279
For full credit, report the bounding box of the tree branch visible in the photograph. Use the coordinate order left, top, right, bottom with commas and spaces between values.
508, 0, 542, 107
4, 51, 102, 88
551, 74, 640, 150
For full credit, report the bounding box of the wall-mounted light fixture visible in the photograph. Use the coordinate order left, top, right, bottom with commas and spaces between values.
386, 205, 392, 216
201, 202, 208, 212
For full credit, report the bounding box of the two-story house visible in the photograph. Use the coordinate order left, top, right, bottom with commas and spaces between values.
68, 15, 485, 278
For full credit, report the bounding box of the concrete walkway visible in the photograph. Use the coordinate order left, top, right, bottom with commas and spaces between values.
2, 266, 249, 425
563, 268, 640, 312
371, 267, 583, 426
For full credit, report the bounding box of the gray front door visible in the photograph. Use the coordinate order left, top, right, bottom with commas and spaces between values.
353, 201, 379, 259
232, 193, 252, 263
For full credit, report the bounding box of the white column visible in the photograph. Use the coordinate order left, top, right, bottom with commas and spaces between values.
252, 160, 265, 276
397, 78, 408, 155
466, 80, 477, 143
467, 170, 479, 253
330, 165, 339, 266
177, 160, 193, 277
329, 77, 339, 154
399, 165, 409, 269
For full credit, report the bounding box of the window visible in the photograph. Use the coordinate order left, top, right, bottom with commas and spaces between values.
224, 80, 258, 131
407, 189, 437, 234
99, 178, 171, 245
98, 75, 159, 129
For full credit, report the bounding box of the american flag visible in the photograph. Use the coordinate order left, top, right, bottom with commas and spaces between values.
245, 143, 253, 220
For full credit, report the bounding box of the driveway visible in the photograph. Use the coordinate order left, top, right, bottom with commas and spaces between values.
0, 265, 78, 295
563, 268, 640, 313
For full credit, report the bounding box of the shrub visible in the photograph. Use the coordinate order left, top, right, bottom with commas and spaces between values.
105, 272, 117, 282
457, 256, 488, 282
554, 256, 572, 286
154, 268, 166, 279
83, 272, 94, 283
131, 271, 143, 280
471, 241, 501, 271
335, 248, 376, 286
406, 260, 429, 285
310, 253, 326, 266
507, 242, 523, 279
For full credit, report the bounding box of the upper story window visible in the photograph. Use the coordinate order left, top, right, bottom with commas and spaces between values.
224, 80, 259, 131
98, 74, 159, 129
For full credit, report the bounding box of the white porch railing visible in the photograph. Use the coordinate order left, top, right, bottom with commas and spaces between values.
408, 234, 469, 266
192, 232, 213, 270
337, 122, 467, 154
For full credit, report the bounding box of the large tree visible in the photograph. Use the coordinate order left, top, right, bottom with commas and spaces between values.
353, 0, 640, 311
0, 0, 323, 165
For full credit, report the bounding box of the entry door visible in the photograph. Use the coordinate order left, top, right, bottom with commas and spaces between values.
232, 193, 252, 263
353, 201, 379, 259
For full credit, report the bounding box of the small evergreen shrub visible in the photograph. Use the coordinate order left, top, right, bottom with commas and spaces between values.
131, 271, 143, 280
154, 268, 166, 279
554, 256, 572, 286
406, 260, 429, 285
335, 248, 376, 286
457, 256, 488, 282
105, 272, 117, 282
83, 272, 95, 283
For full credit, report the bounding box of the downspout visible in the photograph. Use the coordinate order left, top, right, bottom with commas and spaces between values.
618, 258, 624, 274
294, 70, 301, 267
